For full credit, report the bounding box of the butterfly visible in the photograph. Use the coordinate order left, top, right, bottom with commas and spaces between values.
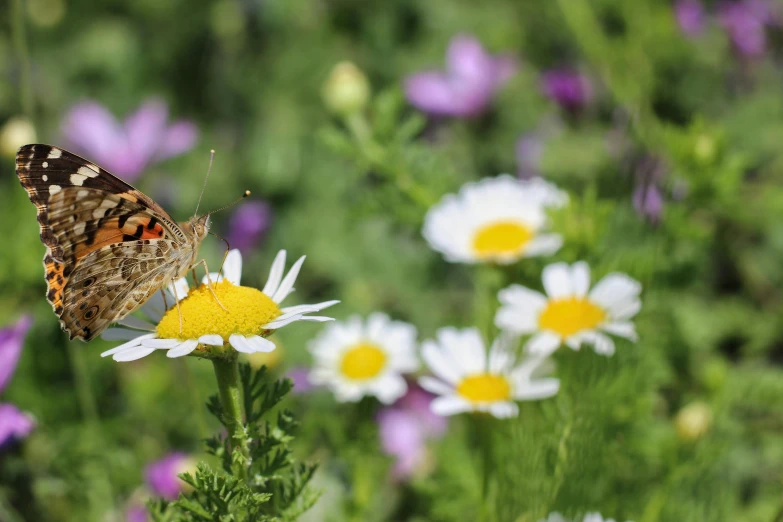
16, 144, 215, 341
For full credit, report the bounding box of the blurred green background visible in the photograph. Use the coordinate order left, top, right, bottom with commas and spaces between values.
2, 0, 783, 520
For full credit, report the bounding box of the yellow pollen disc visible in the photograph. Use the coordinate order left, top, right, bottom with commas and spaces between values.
156, 281, 282, 341
537, 297, 606, 338
472, 221, 533, 258
456, 373, 512, 403
339, 342, 387, 380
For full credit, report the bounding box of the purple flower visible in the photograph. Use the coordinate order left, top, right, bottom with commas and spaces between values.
633, 183, 664, 223
227, 201, 272, 255
404, 35, 517, 118
145, 452, 193, 500
377, 385, 447, 479
541, 68, 594, 113
125, 504, 148, 522
718, 1, 773, 58
516, 134, 545, 180
0, 403, 35, 447
62, 99, 198, 181
287, 366, 315, 394
0, 315, 32, 393
675, 0, 706, 36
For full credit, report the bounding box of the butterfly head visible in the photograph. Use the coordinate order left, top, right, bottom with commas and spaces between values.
183, 214, 211, 244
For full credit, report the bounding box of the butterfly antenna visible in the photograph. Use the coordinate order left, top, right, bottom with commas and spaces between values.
204, 190, 252, 218
193, 149, 216, 218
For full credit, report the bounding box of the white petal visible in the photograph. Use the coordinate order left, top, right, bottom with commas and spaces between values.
525, 332, 561, 356
102, 328, 144, 341
570, 261, 591, 297
609, 299, 642, 321
297, 316, 334, 322
280, 300, 340, 314
221, 249, 243, 285
454, 328, 487, 373
262, 250, 287, 296
101, 333, 156, 357
582, 331, 616, 356
419, 376, 454, 396
167, 339, 199, 358
263, 314, 304, 330
431, 395, 474, 416
140, 291, 167, 321
601, 321, 638, 341
168, 278, 191, 302
588, 273, 642, 310
113, 346, 157, 362
202, 272, 222, 286
118, 316, 156, 331
513, 378, 560, 400
488, 401, 519, 418
370, 373, 408, 404
421, 340, 464, 384
229, 334, 254, 353
272, 255, 306, 303
198, 334, 224, 346
142, 338, 183, 349
542, 262, 573, 298
522, 234, 563, 258
244, 335, 276, 353
488, 335, 515, 373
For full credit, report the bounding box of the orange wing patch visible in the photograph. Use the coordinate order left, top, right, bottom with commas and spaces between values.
44, 254, 67, 316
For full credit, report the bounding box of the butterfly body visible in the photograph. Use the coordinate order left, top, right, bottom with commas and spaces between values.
17, 144, 208, 341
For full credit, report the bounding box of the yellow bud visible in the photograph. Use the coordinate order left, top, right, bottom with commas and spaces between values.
244, 337, 283, 370
694, 134, 716, 165
322, 62, 370, 116
0, 117, 36, 159
675, 401, 712, 441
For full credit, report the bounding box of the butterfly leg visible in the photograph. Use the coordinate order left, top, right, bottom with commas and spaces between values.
194, 259, 229, 312
161, 288, 169, 311
170, 280, 184, 334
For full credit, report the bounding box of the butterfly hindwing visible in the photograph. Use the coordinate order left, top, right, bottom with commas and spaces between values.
16, 144, 196, 341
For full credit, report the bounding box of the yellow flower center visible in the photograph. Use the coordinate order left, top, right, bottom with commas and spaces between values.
537, 297, 606, 338
472, 221, 533, 258
456, 373, 512, 403
156, 281, 282, 341
339, 342, 387, 380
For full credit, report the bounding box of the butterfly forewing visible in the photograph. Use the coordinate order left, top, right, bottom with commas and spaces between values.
16, 144, 200, 341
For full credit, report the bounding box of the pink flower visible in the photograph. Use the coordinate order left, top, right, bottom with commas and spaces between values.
0, 315, 32, 393
377, 385, 447, 479
404, 35, 517, 117
675, 0, 706, 36
61, 99, 198, 181
718, 0, 777, 58
0, 403, 34, 447
144, 452, 193, 500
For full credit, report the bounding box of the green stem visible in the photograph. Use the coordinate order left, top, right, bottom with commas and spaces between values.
66, 343, 99, 425
475, 415, 495, 522
212, 356, 250, 478
11, 0, 34, 120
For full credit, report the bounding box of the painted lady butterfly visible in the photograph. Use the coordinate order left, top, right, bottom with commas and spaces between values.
17, 144, 215, 341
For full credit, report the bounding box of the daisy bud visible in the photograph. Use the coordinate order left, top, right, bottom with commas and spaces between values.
675, 401, 712, 441
0, 117, 37, 159
322, 62, 370, 116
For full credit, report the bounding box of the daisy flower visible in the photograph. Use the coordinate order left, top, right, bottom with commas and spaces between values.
495, 261, 641, 357
101, 249, 338, 362
422, 175, 568, 264
308, 313, 419, 404
419, 328, 559, 418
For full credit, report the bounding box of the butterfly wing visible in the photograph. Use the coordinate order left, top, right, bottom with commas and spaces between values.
17, 144, 194, 340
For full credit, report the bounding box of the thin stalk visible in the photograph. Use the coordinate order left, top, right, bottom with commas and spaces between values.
474, 414, 496, 522
11, 0, 35, 120
212, 356, 250, 479
66, 343, 99, 425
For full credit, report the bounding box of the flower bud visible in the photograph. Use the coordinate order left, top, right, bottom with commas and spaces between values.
322, 62, 370, 116
675, 401, 712, 441
0, 117, 36, 159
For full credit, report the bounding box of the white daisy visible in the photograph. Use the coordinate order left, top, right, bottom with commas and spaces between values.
495, 261, 642, 357
418, 327, 559, 418
540, 513, 631, 522
422, 175, 568, 264
101, 249, 339, 362
308, 313, 419, 404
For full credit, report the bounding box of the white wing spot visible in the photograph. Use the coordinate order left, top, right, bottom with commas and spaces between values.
85, 163, 100, 173
42, 161, 48, 168
42, 174, 48, 182
49, 185, 62, 196
70, 173, 88, 186
73, 221, 86, 236
77, 189, 89, 199
47, 148, 62, 159
77, 166, 99, 179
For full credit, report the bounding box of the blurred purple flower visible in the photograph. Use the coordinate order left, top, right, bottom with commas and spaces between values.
675, 0, 706, 36
288, 366, 315, 394
227, 201, 272, 255
125, 504, 148, 522
404, 35, 517, 118
633, 183, 664, 223
145, 452, 192, 500
62, 99, 198, 182
0, 403, 35, 447
377, 385, 447, 480
0, 315, 32, 393
516, 134, 545, 179
541, 68, 594, 113
718, 1, 772, 58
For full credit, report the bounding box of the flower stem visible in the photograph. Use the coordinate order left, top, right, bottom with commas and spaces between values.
211, 356, 250, 478
66, 343, 99, 425
474, 414, 496, 522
